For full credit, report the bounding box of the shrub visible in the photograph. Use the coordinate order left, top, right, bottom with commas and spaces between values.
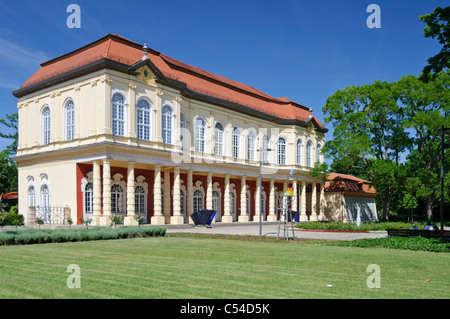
323, 236, 450, 253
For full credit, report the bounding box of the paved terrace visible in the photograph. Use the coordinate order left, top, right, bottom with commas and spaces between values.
164, 222, 389, 241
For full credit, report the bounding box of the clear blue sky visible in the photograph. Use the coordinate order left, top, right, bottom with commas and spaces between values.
0, 0, 445, 154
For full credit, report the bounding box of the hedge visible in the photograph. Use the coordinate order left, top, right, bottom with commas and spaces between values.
0, 226, 166, 246
294, 221, 426, 231
322, 236, 450, 253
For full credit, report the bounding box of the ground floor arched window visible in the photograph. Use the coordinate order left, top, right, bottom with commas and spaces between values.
111, 184, 124, 213
193, 189, 203, 213
212, 190, 221, 221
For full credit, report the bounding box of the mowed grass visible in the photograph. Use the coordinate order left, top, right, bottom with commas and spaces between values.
0, 236, 448, 299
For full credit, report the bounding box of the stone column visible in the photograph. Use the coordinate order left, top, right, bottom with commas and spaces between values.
318, 182, 326, 221
238, 176, 248, 222
92, 160, 102, 225
124, 162, 138, 225
267, 179, 277, 221
206, 172, 213, 210
163, 170, 171, 224
222, 174, 233, 223
310, 182, 318, 221
253, 176, 261, 222
151, 165, 165, 225
171, 167, 184, 224
99, 159, 112, 226
187, 170, 193, 224
300, 181, 308, 221
293, 179, 298, 213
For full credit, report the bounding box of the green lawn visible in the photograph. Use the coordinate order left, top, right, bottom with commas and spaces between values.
0, 236, 448, 299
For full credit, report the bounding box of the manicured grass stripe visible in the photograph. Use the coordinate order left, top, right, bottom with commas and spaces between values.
0, 237, 448, 298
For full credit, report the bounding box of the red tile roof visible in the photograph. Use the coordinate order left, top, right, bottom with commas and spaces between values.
325, 173, 376, 194
19, 34, 325, 128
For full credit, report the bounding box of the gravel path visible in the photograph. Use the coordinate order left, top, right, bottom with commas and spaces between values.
164, 222, 388, 241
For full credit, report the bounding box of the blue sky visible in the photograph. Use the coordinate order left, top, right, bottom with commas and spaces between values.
0, 0, 446, 154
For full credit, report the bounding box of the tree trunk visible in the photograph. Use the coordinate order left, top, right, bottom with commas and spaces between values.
381, 197, 390, 221
425, 197, 434, 220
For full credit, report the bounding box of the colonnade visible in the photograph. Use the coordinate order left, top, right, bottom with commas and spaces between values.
89, 160, 326, 226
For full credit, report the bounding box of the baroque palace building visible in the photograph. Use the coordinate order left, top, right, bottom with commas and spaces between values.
13, 34, 328, 226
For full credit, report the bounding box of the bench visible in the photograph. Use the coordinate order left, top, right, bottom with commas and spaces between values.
387, 229, 450, 239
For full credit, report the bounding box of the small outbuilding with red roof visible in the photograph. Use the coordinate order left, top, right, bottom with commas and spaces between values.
324, 173, 378, 222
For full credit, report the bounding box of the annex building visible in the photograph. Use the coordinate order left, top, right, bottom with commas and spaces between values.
13, 34, 328, 226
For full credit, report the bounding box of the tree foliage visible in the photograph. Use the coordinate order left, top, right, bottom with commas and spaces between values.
419, 6, 450, 79
322, 71, 449, 220
0, 113, 18, 194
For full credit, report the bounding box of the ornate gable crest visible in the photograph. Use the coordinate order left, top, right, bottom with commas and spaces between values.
136, 65, 156, 86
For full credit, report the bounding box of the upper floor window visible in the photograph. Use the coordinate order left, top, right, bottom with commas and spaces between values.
306, 141, 312, 167
248, 131, 256, 161
137, 98, 152, 140
296, 138, 303, 166
195, 117, 206, 153
232, 127, 240, 158
277, 137, 287, 165
214, 123, 224, 155
180, 112, 186, 150
64, 99, 75, 141
41, 105, 51, 145
317, 142, 322, 163
262, 134, 269, 164
112, 93, 125, 136
162, 104, 173, 144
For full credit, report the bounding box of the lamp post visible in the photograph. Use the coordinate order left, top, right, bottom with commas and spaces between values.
406, 177, 415, 224
435, 126, 449, 239
257, 146, 273, 236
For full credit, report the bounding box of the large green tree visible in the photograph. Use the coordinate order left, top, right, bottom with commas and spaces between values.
322, 81, 407, 220
397, 71, 450, 219
323, 72, 449, 221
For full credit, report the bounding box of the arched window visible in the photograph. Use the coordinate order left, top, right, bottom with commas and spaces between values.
316, 142, 322, 163
112, 93, 125, 136
230, 191, 236, 221
232, 127, 240, 158
84, 182, 93, 214
41, 105, 51, 145
306, 141, 312, 167
64, 99, 75, 141
214, 123, 224, 155
111, 184, 124, 213
135, 185, 145, 214
277, 137, 287, 165
40, 184, 50, 224
296, 138, 303, 166
28, 186, 36, 208
248, 131, 256, 161
212, 190, 221, 222
180, 188, 186, 216
180, 112, 186, 150
137, 98, 151, 140
193, 189, 203, 213
195, 117, 206, 153
162, 105, 173, 144
262, 135, 269, 164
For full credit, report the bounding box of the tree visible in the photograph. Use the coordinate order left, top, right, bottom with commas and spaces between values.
0, 113, 18, 194
0, 113, 18, 156
419, 6, 450, 79
397, 71, 450, 219
322, 81, 407, 220
0, 150, 17, 194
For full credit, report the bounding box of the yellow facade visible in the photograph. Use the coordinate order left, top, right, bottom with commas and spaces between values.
14, 37, 328, 226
